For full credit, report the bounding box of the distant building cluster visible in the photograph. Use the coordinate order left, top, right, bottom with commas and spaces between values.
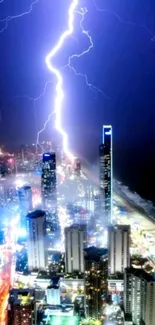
0, 126, 155, 325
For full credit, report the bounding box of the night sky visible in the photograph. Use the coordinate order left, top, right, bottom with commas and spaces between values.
0, 0, 155, 200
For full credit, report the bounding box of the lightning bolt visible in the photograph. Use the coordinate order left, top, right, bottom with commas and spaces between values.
45, 0, 80, 161
0, 0, 39, 33
45, 0, 109, 162
92, 0, 155, 42
64, 7, 108, 98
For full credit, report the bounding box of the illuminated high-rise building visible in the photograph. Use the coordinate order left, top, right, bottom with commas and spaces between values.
124, 268, 155, 325
18, 185, 32, 228
46, 285, 60, 305
8, 289, 35, 325
65, 224, 87, 274
27, 210, 47, 271
85, 248, 108, 319
99, 125, 112, 225
108, 225, 130, 275
41, 152, 57, 208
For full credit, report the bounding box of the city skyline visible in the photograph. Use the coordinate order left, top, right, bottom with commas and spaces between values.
0, 125, 155, 324
0, 1, 155, 324
0, 1, 155, 200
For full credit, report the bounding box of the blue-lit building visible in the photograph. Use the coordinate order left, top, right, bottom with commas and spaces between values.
18, 185, 32, 228
99, 125, 112, 225
41, 152, 57, 209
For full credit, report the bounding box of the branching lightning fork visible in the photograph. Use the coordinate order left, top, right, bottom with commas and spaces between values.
65, 7, 108, 98
14, 81, 53, 152
1, 0, 108, 159
92, 0, 155, 41
45, 0, 109, 161
2, 0, 153, 162
0, 0, 40, 33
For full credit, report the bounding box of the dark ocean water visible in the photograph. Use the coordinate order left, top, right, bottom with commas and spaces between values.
113, 146, 155, 204
85, 144, 155, 205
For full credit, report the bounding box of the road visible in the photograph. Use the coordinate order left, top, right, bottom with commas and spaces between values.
0, 227, 16, 325
1, 170, 155, 324
84, 165, 155, 262
114, 193, 155, 266
0, 172, 41, 325
114, 193, 155, 233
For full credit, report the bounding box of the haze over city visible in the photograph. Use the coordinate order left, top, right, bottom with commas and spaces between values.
0, 1, 155, 325
0, 0, 155, 200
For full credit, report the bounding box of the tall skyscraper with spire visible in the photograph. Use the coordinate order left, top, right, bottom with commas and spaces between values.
99, 125, 112, 225
41, 152, 57, 210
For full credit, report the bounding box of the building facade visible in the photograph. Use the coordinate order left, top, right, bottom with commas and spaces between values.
85, 257, 107, 319
108, 225, 130, 275
8, 289, 35, 325
41, 152, 57, 208
27, 210, 47, 271
65, 224, 87, 274
46, 286, 60, 305
124, 268, 155, 325
99, 125, 112, 225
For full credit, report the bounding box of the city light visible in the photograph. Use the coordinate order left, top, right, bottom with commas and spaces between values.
0, 1, 154, 324
16, 228, 27, 238
14, 179, 26, 189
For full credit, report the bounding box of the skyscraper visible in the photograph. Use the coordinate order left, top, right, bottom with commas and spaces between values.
8, 289, 35, 325
108, 225, 130, 275
65, 224, 87, 274
27, 210, 47, 271
124, 268, 155, 325
99, 125, 112, 225
46, 285, 60, 305
18, 185, 32, 228
85, 248, 108, 319
41, 152, 57, 208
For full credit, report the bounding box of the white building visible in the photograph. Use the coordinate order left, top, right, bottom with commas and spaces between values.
27, 210, 46, 271
108, 278, 124, 294
108, 225, 130, 275
65, 224, 87, 273
124, 268, 155, 325
46, 286, 60, 305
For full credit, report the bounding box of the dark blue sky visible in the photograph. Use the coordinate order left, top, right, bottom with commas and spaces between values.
0, 0, 155, 199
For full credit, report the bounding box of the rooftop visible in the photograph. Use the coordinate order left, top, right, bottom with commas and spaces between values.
84, 246, 108, 262
45, 315, 79, 325
10, 289, 35, 305
65, 224, 87, 231
18, 185, 31, 191
27, 210, 45, 219
108, 224, 130, 231
125, 267, 155, 282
